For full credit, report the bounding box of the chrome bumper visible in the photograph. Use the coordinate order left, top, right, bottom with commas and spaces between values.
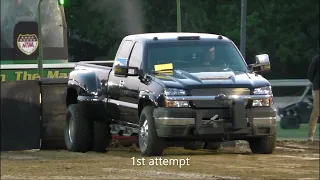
252, 117, 277, 126
165, 94, 272, 101
155, 117, 276, 126
155, 117, 195, 125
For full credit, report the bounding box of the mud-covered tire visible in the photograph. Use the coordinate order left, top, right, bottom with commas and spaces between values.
91, 121, 112, 153
183, 141, 204, 150
203, 142, 221, 150
64, 104, 92, 152
139, 106, 165, 156
248, 133, 276, 154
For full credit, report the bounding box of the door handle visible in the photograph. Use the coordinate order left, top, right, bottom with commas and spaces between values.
119, 80, 125, 87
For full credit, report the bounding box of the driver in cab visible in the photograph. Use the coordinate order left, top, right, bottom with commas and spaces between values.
201, 46, 228, 68
203, 47, 216, 65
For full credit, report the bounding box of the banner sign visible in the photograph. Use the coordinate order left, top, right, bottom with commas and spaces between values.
0, 68, 72, 82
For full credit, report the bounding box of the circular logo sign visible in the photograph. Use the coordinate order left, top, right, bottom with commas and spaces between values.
17, 34, 39, 55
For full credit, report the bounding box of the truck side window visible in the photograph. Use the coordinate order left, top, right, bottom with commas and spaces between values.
128, 42, 143, 68
115, 40, 133, 59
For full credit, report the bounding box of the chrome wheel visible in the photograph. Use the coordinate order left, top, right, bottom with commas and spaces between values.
68, 118, 74, 143
139, 119, 149, 149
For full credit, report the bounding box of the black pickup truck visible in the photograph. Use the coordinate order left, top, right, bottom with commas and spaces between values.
65, 32, 277, 156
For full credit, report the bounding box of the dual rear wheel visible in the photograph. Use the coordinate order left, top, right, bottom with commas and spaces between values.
64, 104, 112, 153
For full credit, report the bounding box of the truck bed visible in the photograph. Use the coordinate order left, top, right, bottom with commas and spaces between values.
74, 60, 114, 75
76, 60, 114, 69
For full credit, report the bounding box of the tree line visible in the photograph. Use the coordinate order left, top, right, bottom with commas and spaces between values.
65, 0, 319, 79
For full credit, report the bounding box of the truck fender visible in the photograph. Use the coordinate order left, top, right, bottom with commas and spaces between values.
66, 70, 103, 106
138, 93, 159, 117
67, 70, 102, 96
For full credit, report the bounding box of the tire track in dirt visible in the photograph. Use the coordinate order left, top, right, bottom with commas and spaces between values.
1, 140, 319, 180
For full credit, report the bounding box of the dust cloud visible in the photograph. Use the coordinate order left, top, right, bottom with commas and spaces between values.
88, 0, 145, 35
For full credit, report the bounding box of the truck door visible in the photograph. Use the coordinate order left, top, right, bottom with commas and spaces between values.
119, 42, 144, 124
107, 40, 134, 122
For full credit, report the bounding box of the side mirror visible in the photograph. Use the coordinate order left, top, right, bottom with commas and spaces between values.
114, 65, 140, 77
249, 54, 271, 73
113, 57, 140, 77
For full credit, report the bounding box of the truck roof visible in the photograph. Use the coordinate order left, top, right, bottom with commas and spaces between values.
123, 32, 232, 44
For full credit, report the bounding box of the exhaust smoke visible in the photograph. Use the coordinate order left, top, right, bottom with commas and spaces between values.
88, 0, 145, 35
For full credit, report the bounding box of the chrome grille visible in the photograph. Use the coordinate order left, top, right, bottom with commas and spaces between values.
190, 88, 250, 108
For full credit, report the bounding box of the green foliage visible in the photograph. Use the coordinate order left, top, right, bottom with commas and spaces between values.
58, 0, 65, 5
65, 0, 319, 79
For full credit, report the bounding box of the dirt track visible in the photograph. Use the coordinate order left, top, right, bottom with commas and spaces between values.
1, 140, 319, 180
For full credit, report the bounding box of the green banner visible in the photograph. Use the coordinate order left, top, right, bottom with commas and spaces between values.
0, 60, 68, 65
1, 68, 73, 82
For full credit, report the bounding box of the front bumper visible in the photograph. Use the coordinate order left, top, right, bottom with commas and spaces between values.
153, 105, 277, 140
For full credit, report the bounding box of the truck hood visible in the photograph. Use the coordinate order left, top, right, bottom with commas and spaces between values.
150, 70, 270, 89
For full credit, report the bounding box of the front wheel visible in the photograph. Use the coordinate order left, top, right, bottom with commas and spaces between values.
248, 133, 276, 154
139, 106, 165, 156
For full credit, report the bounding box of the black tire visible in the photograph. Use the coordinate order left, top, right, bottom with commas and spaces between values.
203, 142, 221, 150
139, 106, 165, 156
280, 115, 300, 129
64, 104, 92, 152
248, 133, 276, 154
183, 141, 204, 150
91, 120, 112, 153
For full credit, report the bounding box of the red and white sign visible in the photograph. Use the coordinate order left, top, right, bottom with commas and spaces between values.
17, 34, 39, 55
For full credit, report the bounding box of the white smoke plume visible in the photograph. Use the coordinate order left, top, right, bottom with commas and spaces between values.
88, 0, 145, 35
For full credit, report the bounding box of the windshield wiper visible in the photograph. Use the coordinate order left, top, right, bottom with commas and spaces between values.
222, 67, 247, 73
151, 69, 174, 74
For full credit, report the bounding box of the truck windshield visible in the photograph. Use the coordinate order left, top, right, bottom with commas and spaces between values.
146, 41, 249, 74
1, 0, 67, 61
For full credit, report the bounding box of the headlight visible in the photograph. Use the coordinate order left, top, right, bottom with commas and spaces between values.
164, 88, 187, 96
165, 100, 189, 107
253, 86, 272, 95
164, 88, 189, 107
252, 86, 273, 106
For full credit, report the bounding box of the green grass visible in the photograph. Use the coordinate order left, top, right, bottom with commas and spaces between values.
276, 121, 320, 140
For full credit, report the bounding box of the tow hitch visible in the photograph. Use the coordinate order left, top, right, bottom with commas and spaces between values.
195, 99, 248, 134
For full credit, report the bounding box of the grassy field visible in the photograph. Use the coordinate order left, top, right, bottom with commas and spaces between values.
277, 121, 320, 140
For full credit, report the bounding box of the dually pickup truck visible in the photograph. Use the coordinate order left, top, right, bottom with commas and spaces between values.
65, 32, 277, 156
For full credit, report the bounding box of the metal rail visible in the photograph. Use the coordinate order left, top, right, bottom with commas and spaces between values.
269, 79, 311, 87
